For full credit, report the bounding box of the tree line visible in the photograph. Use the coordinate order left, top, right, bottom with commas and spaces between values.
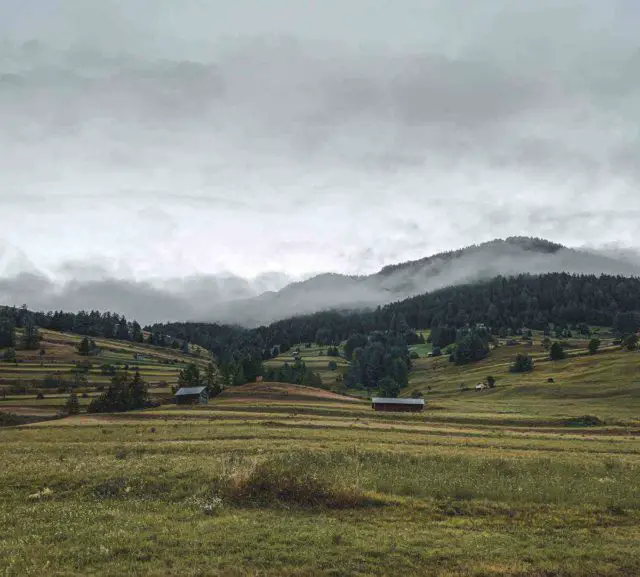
3, 272, 640, 392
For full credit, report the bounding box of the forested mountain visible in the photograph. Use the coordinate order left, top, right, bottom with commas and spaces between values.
148, 273, 640, 354
191, 237, 640, 326
2, 237, 639, 327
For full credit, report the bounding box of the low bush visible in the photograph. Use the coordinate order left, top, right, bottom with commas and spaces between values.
212, 453, 377, 509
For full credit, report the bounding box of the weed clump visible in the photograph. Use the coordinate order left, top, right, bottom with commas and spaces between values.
213, 453, 375, 509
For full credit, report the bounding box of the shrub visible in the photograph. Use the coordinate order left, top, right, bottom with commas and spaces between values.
588, 338, 601, 355
565, 415, 603, 427
327, 360, 338, 370
486, 376, 496, 388
410, 351, 419, 360
549, 342, 566, 361
509, 354, 533, 373
624, 334, 638, 351
214, 453, 375, 509
0, 412, 21, 427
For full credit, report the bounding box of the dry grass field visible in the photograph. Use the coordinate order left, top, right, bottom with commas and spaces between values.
2, 329, 640, 575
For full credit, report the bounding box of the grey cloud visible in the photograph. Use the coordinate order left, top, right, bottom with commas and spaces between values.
1, 0, 640, 308
0, 270, 294, 325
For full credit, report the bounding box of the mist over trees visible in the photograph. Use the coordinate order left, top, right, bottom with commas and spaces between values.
3, 272, 640, 395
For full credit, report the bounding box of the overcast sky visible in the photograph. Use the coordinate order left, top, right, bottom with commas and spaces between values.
2, 0, 640, 286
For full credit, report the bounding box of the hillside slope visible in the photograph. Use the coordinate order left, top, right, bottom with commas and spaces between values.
0, 328, 211, 418
208, 237, 640, 326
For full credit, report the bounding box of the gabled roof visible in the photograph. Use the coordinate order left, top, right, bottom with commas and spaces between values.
175, 386, 208, 396
371, 397, 424, 405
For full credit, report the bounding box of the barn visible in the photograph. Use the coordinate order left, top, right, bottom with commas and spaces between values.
371, 397, 425, 412
175, 386, 209, 405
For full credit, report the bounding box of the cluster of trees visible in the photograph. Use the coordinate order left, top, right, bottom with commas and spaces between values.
446, 326, 492, 365
0, 307, 41, 356
88, 370, 152, 413
177, 362, 223, 397
390, 274, 640, 335
263, 360, 324, 388
510, 354, 534, 373
343, 331, 411, 396
77, 337, 98, 356
146, 274, 640, 369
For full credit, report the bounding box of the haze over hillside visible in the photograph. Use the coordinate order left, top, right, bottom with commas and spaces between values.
2, 237, 639, 326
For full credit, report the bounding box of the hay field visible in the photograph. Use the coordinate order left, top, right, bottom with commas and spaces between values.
2, 380, 640, 576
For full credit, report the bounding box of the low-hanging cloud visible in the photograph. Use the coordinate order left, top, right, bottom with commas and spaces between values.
1, 240, 639, 327
1, 0, 640, 320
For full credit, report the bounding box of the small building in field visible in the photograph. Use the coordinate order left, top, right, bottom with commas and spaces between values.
371, 397, 424, 412
175, 386, 209, 405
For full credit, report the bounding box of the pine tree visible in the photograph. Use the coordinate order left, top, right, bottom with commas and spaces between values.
549, 342, 566, 361
21, 317, 40, 350
178, 363, 201, 388
130, 369, 149, 409
116, 317, 130, 341
233, 365, 246, 386
0, 317, 15, 348
132, 321, 143, 343
78, 337, 91, 356
205, 362, 222, 397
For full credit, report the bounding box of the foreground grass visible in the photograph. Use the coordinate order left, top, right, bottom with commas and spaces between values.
2, 404, 640, 576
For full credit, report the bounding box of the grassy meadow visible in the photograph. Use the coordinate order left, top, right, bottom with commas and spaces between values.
2, 329, 640, 575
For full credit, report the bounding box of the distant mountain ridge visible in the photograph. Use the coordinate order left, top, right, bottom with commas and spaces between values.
208, 237, 640, 326
1, 237, 639, 326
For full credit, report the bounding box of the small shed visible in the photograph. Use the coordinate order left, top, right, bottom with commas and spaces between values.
175, 386, 209, 405
371, 397, 424, 412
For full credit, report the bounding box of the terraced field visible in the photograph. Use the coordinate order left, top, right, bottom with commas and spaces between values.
264, 344, 349, 387
0, 329, 211, 418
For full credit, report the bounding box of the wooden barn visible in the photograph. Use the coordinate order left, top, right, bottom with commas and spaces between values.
371, 397, 424, 412
175, 386, 209, 405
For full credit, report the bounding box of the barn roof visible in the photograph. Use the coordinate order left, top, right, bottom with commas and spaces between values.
371, 397, 424, 405
175, 386, 208, 396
